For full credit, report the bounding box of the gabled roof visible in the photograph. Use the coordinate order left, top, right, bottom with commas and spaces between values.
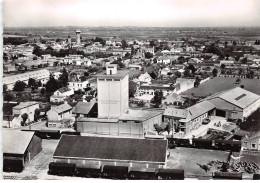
206, 87, 260, 109
53, 135, 167, 163
119, 109, 163, 122
139, 84, 175, 91
72, 101, 96, 115
186, 101, 216, 120
3, 69, 50, 85
3, 130, 35, 154
13, 101, 38, 110
51, 103, 72, 114
164, 108, 187, 119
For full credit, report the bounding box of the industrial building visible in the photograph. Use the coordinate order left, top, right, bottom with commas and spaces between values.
3, 69, 50, 90
205, 87, 260, 120
52, 135, 167, 170
3, 130, 42, 172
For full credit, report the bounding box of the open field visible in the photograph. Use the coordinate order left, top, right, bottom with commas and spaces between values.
167, 147, 229, 178
4, 26, 260, 41
183, 77, 260, 97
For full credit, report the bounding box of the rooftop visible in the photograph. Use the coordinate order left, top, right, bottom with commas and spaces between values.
72, 101, 96, 115
96, 70, 129, 80
53, 135, 167, 163
206, 87, 260, 109
119, 109, 164, 122
139, 84, 175, 91
3, 130, 35, 154
13, 101, 38, 110
51, 103, 72, 114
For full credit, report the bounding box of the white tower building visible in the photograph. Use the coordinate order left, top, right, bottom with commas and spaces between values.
96, 64, 129, 118
75, 30, 81, 45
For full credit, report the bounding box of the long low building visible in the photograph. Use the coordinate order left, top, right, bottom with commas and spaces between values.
3, 69, 50, 90
205, 87, 260, 120
52, 135, 168, 169
76, 109, 164, 138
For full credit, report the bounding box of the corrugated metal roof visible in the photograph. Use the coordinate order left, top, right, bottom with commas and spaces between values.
207, 87, 260, 109
3, 130, 35, 154
3, 69, 50, 85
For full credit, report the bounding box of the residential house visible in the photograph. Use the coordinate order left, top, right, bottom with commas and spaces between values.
11, 102, 39, 127
50, 87, 74, 103
136, 84, 175, 97
162, 93, 185, 107
138, 72, 152, 84
47, 103, 73, 128
157, 56, 171, 64
68, 80, 90, 91
242, 131, 260, 151
128, 64, 142, 71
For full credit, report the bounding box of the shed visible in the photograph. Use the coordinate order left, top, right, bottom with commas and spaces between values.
3, 130, 42, 172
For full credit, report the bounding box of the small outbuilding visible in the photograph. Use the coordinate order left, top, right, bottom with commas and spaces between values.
3, 130, 42, 172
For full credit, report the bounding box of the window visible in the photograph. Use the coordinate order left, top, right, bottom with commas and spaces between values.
252, 143, 256, 148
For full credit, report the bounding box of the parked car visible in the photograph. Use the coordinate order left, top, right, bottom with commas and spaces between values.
202, 118, 211, 124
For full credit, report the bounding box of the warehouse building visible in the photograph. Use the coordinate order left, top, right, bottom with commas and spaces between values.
206, 87, 260, 120
52, 135, 167, 169
3, 69, 50, 90
76, 109, 163, 138
3, 130, 42, 172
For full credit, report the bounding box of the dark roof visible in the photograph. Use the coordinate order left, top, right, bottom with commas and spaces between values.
140, 85, 175, 91
72, 101, 95, 115
53, 135, 167, 163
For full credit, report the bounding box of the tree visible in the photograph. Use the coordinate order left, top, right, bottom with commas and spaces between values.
187, 64, 196, 74
241, 57, 247, 64
28, 78, 38, 91
151, 90, 163, 108
4, 93, 14, 102
46, 74, 59, 93
236, 78, 241, 84
149, 72, 157, 79
232, 40, 237, 46
3, 84, 8, 93
175, 71, 182, 78
237, 68, 242, 76
129, 80, 137, 98
149, 40, 157, 47
40, 87, 46, 96
154, 123, 164, 134
58, 67, 69, 87
34, 108, 41, 121
21, 113, 28, 126
183, 69, 192, 78
121, 39, 128, 49
165, 122, 172, 134
144, 52, 153, 59
194, 76, 201, 88
220, 64, 226, 69
212, 68, 218, 77
13, 80, 27, 91
124, 52, 131, 58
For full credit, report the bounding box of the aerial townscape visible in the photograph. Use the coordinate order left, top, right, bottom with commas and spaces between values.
2, 0, 260, 181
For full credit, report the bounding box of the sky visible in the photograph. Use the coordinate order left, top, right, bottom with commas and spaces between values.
2, 0, 260, 27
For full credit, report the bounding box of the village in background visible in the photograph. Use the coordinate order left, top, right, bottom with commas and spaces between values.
2, 26, 260, 180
